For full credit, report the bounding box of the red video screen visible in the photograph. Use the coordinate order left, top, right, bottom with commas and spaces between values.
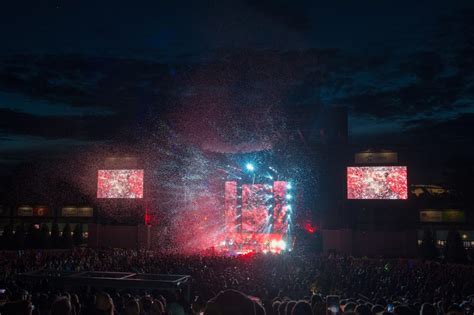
242, 184, 272, 233
347, 166, 407, 200
224, 181, 238, 232
97, 170, 144, 198
273, 181, 288, 234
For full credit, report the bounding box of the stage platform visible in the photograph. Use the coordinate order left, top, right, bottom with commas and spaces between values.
19, 270, 191, 298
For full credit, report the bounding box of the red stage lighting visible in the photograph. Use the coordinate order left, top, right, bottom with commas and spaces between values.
304, 222, 316, 234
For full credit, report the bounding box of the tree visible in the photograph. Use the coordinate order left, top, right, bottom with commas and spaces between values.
444, 229, 466, 263
61, 223, 73, 248
39, 223, 51, 249
26, 223, 40, 249
15, 224, 26, 249
313, 230, 323, 253
468, 246, 474, 262
1, 224, 14, 249
51, 222, 60, 248
420, 229, 438, 260
73, 223, 83, 247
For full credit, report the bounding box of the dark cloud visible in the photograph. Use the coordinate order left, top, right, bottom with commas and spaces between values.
0, 43, 473, 151
406, 113, 474, 137
409, 51, 445, 82
0, 108, 121, 141
242, 0, 313, 32
0, 55, 178, 112
0, 3, 473, 165
339, 73, 467, 120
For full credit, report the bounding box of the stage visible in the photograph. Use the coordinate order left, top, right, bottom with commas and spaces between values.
214, 232, 292, 255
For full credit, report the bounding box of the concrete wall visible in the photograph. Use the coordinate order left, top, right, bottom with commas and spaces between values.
88, 224, 150, 249
322, 229, 417, 257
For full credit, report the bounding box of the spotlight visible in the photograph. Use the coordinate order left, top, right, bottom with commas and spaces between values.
286, 194, 292, 200
246, 163, 255, 171
286, 183, 292, 189
286, 205, 292, 211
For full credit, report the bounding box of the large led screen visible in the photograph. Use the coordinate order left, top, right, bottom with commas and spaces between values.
97, 169, 144, 198
224, 181, 238, 233
347, 166, 407, 200
242, 184, 273, 233
273, 181, 288, 234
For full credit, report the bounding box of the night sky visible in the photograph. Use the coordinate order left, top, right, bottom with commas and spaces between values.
1, 0, 474, 176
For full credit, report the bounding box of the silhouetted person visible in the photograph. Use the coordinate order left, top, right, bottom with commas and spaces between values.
205, 289, 256, 315
292, 301, 312, 315
51, 297, 72, 315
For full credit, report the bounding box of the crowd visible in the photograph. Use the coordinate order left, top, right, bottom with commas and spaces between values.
1, 248, 474, 314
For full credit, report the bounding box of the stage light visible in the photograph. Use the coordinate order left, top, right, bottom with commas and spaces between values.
269, 239, 287, 251
246, 163, 255, 171
286, 183, 292, 189
271, 240, 285, 250
286, 194, 292, 200
287, 205, 292, 211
